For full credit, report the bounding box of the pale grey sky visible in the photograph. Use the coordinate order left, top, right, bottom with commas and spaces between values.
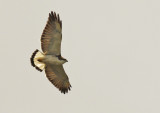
0, 0, 160, 113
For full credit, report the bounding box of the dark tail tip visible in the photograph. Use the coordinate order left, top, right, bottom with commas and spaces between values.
30, 49, 43, 72
30, 49, 39, 67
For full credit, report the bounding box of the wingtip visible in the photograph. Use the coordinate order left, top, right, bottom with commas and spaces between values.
48, 11, 62, 28
60, 84, 72, 94
47, 77, 72, 94
60, 88, 70, 94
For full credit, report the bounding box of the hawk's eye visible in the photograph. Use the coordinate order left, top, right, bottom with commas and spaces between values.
56, 55, 61, 60
56, 55, 66, 61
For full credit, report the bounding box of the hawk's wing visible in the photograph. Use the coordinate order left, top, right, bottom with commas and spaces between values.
45, 64, 71, 94
41, 11, 62, 55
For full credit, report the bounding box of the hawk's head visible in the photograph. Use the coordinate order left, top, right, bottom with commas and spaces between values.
56, 55, 68, 63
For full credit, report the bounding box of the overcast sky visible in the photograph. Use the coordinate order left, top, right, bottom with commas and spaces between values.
0, 0, 160, 113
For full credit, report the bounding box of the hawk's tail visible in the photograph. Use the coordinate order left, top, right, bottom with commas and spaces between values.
30, 49, 45, 72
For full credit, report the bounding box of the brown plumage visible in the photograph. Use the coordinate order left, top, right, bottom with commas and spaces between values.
30, 11, 71, 94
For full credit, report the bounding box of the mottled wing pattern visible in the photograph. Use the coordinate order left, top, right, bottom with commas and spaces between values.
41, 11, 62, 55
45, 64, 71, 94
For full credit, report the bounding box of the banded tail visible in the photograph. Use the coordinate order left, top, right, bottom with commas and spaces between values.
30, 49, 45, 72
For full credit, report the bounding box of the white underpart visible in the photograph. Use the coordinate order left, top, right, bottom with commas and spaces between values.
34, 51, 45, 70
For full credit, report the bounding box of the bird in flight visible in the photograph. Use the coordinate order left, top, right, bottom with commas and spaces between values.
30, 11, 71, 94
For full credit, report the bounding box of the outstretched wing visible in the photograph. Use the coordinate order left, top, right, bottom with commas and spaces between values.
45, 64, 71, 94
41, 11, 62, 55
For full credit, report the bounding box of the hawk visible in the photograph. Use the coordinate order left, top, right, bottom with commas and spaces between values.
30, 11, 71, 94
